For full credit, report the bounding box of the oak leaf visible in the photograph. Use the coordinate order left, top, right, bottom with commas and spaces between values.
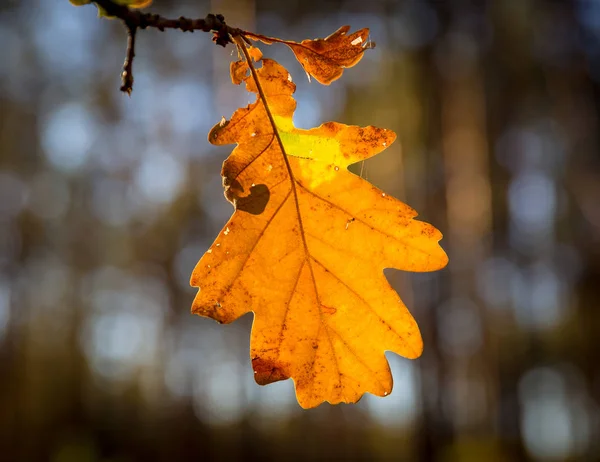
246, 26, 373, 85
190, 53, 448, 408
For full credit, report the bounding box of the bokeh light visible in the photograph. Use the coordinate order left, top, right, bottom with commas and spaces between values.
1, 0, 599, 460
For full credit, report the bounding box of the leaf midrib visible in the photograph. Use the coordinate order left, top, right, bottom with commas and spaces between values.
237, 37, 341, 388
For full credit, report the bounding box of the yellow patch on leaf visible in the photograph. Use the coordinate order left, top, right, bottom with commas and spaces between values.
247, 26, 373, 85
190, 57, 448, 408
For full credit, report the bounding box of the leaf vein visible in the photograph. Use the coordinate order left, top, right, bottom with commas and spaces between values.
310, 255, 416, 357
326, 324, 387, 393
221, 189, 292, 302
296, 180, 432, 258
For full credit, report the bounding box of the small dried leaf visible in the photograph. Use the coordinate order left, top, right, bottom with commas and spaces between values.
287, 26, 371, 84
246, 26, 373, 85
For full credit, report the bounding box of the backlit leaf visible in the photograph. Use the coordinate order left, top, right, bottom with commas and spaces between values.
190, 54, 447, 408
246, 26, 374, 85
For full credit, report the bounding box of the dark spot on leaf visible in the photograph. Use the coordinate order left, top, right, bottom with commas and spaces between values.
252, 357, 289, 385
236, 183, 270, 215
224, 179, 270, 215
321, 305, 336, 315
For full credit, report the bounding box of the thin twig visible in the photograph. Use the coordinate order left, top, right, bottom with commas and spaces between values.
120, 23, 136, 95
87, 0, 248, 93
92, 0, 244, 40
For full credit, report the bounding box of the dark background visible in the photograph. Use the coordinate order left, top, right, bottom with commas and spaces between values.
1, 0, 600, 460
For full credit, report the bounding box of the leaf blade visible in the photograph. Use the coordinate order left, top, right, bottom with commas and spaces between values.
191, 52, 447, 408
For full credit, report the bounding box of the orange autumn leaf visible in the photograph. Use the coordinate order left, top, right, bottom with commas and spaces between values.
190, 53, 448, 408
246, 26, 373, 85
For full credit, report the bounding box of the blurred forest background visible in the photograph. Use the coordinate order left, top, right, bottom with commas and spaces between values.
1, 0, 600, 460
